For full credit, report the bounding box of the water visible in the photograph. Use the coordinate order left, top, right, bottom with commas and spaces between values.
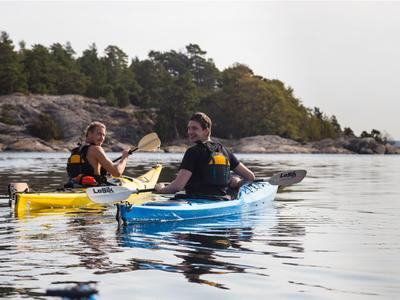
0, 153, 399, 299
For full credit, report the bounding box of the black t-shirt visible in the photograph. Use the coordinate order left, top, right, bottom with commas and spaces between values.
180, 141, 240, 196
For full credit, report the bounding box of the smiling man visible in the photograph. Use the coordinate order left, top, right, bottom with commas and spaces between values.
67, 121, 130, 186
155, 112, 255, 197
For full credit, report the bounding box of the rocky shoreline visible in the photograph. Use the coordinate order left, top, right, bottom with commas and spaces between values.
0, 94, 399, 154
164, 135, 400, 154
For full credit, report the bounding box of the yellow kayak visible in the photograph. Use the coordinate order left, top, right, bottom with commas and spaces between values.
13, 165, 162, 216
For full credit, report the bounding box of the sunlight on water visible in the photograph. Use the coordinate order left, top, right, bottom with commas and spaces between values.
0, 153, 399, 299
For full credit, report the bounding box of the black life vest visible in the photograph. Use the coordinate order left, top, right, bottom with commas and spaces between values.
66, 144, 95, 179
201, 142, 231, 187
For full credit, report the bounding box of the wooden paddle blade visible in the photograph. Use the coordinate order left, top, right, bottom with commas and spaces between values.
137, 132, 161, 152
267, 170, 307, 186
86, 186, 135, 204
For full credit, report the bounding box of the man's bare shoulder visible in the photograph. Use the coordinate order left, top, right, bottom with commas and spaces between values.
87, 145, 104, 156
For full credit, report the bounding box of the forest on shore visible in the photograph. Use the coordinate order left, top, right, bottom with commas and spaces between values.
0, 31, 389, 144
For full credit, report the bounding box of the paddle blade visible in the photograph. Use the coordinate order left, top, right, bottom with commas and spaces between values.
137, 133, 161, 152
267, 170, 307, 186
86, 186, 135, 204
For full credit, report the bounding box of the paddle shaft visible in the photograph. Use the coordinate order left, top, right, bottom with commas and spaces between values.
132, 188, 155, 194
111, 132, 160, 163
112, 147, 137, 163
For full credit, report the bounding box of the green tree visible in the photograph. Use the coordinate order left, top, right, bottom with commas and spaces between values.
185, 44, 220, 91
201, 64, 307, 139
313, 107, 323, 120
103, 45, 140, 107
78, 43, 107, 98
101, 83, 118, 106
156, 72, 199, 140
22, 44, 57, 94
361, 129, 386, 144
330, 115, 342, 135
0, 32, 27, 95
302, 107, 339, 141
343, 127, 355, 137
50, 42, 88, 94
130, 58, 168, 107
149, 49, 190, 77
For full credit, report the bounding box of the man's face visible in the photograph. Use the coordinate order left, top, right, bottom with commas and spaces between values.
87, 126, 106, 146
187, 120, 209, 143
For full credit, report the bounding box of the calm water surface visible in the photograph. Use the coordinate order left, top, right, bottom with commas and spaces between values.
0, 153, 399, 299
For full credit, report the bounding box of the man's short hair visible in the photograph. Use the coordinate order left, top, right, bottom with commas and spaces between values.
190, 112, 212, 130
85, 121, 106, 137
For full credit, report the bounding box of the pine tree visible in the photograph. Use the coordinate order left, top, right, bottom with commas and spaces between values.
22, 44, 57, 94
50, 42, 88, 94
0, 32, 27, 95
78, 43, 107, 98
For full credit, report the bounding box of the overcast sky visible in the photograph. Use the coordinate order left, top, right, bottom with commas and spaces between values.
1, 1, 399, 139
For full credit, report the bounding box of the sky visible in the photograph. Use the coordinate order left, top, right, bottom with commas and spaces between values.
1, 1, 399, 139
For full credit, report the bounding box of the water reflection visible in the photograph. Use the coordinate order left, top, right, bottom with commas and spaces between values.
268, 216, 306, 257
67, 216, 116, 270
116, 211, 276, 289
171, 231, 248, 289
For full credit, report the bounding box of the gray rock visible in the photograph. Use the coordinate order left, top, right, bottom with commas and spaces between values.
5, 138, 55, 152
385, 144, 400, 154
344, 137, 386, 154
307, 137, 354, 154
233, 135, 313, 153
0, 94, 155, 152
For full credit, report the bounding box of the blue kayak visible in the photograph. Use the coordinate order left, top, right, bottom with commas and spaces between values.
116, 181, 278, 224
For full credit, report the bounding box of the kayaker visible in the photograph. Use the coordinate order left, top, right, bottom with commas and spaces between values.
67, 121, 129, 186
155, 112, 255, 197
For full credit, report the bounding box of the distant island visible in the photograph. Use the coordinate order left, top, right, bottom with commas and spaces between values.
0, 31, 398, 154
0, 94, 398, 154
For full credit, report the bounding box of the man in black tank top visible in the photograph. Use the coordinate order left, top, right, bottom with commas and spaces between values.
155, 112, 255, 197
67, 122, 130, 182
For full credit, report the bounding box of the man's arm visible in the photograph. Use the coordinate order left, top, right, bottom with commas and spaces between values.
88, 146, 129, 177
155, 169, 192, 194
233, 163, 255, 182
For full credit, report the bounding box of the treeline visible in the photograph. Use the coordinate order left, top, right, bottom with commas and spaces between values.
1, 31, 356, 142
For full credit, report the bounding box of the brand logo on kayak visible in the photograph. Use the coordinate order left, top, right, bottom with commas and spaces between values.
92, 187, 114, 194
280, 171, 296, 178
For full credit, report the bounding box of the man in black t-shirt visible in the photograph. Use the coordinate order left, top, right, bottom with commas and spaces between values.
155, 112, 255, 197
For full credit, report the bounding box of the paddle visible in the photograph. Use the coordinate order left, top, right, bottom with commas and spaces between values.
99, 132, 161, 174
86, 169, 307, 204
257, 169, 307, 186
86, 186, 154, 204
112, 132, 161, 162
